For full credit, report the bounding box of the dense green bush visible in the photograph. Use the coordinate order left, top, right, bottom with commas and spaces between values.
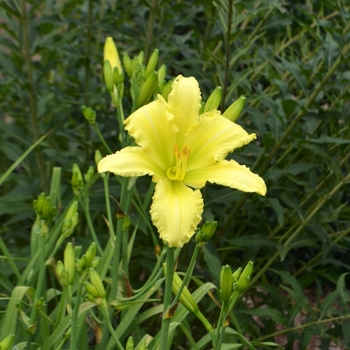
0, 0, 349, 349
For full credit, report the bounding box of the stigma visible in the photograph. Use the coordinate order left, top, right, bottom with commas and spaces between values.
166, 145, 190, 181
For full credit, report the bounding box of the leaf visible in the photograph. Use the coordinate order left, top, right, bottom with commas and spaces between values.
267, 198, 284, 226
243, 307, 287, 325
228, 234, 275, 247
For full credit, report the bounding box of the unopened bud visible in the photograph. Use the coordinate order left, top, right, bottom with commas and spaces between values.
123, 53, 133, 78
56, 260, 64, 278
104, 37, 122, 75
64, 243, 75, 285
220, 265, 233, 303
95, 150, 103, 167
89, 268, 106, 298
71, 164, 84, 196
103, 60, 114, 92
222, 96, 246, 122
83, 281, 100, 298
236, 261, 253, 292
136, 72, 158, 109
91, 256, 100, 269
203, 86, 222, 113
82, 106, 96, 125
161, 79, 173, 100
145, 49, 159, 79
85, 242, 96, 267
126, 336, 134, 350
138, 339, 146, 350
196, 221, 217, 245
232, 267, 242, 282
0, 333, 15, 350
84, 166, 94, 183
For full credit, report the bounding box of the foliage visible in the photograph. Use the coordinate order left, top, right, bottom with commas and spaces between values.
0, 0, 349, 349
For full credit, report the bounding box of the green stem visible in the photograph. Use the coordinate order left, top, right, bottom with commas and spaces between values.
69, 283, 84, 350
93, 124, 113, 154
145, 0, 158, 61
100, 304, 125, 350
20, 0, 46, 191
159, 246, 175, 350
168, 244, 200, 310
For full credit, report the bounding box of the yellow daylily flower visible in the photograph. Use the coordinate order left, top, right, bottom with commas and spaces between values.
98, 75, 266, 248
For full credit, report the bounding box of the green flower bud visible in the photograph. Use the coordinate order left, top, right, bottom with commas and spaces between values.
83, 281, 100, 298
75, 257, 83, 272
222, 96, 246, 122
161, 79, 173, 100
35, 296, 45, 309
145, 48, 159, 80
103, 60, 114, 92
123, 53, 133, 78
232, 267, 242, 282
89, 268, 106, 299
164, 264, 198, 314
157, 64, 166, 84
91, 256, 100, 269
64, 242, 75, 285
203, 86, 222, 113
84, 166, 94, 183
0, 333, 15, 350
104, 37, 122, 75
236, 261, 253, 292
137, 339, 147, 350
95, 150, 102, 167
136, 71, 158, 109
56, 260, 64, 278
195, 221, 217, 245
220, 265, 233, 303
62, 202, 79, 237
81, 106, 96, 125
126, 336, 134, 350
137, 51, 144, 65
84, 242, 96, 268
71, 164, 84, 196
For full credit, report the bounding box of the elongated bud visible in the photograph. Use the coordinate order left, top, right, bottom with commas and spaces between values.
161, 79, 173, 100
89, 268, 106, 298
84, 242, 96, 267
82, 106, 96, 125
0, 333, 15, 350
222, 96, 246, 122
136, 72, 158, 109
103, 60, 114, 92
123, 53, 133, 78
62, 201, 79, 237
203, 86, 222, 113
232, 267, 242, 282
71, 164, 84, 196
64, 242, 75, 285
137, 51, 144, 65
126, 336, 134, 350
56, 260, 64, 278
196, 220, 217, 245
220, 265, 233, 303
95, 150, 102, 167
104, 37, 122, 74
84, 166, 94, 183
83, 281, 100, 298
138, 339, 147, 350
91, 256, 100, 269
145, 49, 159, 79
237, 261, 253, 292
158, 64, 166, 84
163, 264, 198, 314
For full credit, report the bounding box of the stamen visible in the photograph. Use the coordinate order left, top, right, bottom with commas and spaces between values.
166, 145, 190, 181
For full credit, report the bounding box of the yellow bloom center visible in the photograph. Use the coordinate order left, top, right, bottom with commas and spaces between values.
166, 145, 190, 181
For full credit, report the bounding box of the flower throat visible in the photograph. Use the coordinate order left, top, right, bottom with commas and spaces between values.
166, 145, 190, 181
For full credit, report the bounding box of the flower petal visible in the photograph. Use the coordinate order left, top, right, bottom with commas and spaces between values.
186, 111, 257, 171
184, 159, 267, 195
150, 179, 204, 248
98, 147, 165, 181
124, 96, 178, 170
168, 75, 202, 147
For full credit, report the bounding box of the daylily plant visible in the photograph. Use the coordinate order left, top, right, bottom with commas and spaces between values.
98, 75, 266, 247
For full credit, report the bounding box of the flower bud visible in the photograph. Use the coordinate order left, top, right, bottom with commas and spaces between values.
91, 256, 100, 269
95, 150, 102, 167
145, 48, 159, 80
136, 72, 158, 109
137, 51, 144, 65
157, 64, 166, 84
123, 53, 133, 78
164, 264, 198, 314
222, 96, 246, 122
137, 339, 146, 350
81, 106, 96, 125
89, 268, 106, 299
104, 37, 122, 75
64, 242, 75, 285
35, 296, 45, 309
195, 221, 217, 245
126, 336, 134, 350
203, 86, 222, 113
161, 79, 173, 100
83, 281, 100, 298
236, 261, 253, 292
220, 265, 233, 303
62, 201, 79, 237
56, 260, 64, 278
71, 164, 84, 196
0, 333, 15, 350
84, 242, 96, 268
232, 267, 242, 282
84, 166, 94, 183
103, 60, 114, 92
